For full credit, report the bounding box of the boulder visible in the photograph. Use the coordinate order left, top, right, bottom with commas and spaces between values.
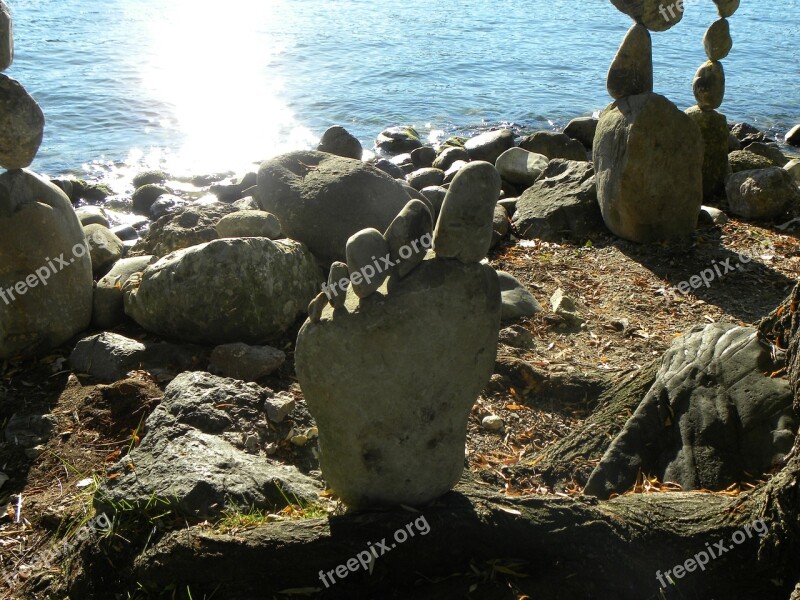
131, 170, 167, 188
0, 0, 11, 71
703, 18, 732, 61
433, 161, 502, 263
131, 184, 168, 216
497, 271, 542, 321
464, 129, 515, 164
729, 149, 774, 173
406, 167, 445, 190
606, 24, 653, 99
699, 205, 728, 227
730, 122, 770, 145
685, 106, 731, 202
75, 205, 109, 228
132, 203, 237, 258
443, 160, 468, 184
316, 125, 363, 160
83, 223, 124, 274
585, 323, 795, 499
411, 146, 436, 169
92, 256, 154, 329
257, 151, 416, 266
95, 372, 322, 519
0, 170, 93, 358
495, 147, 548, 187
610, 0, 683, 31
209, 343, 286, 381
124, 238, 321, 345
372, 158, 406, 180
70, 332, 206, 383
693, 61, 725, 110
563, 117, 599, 149
726, 167, 800, 220
433, 146, 470, 171
376, 126, 421, 154
295, 256, 500, 508
519, 131, 587, 162
786, 125, 800, 147
216, 210, 281, 239
0, 75, 44, 170
593, 93, 703, 244
744, 142, 788, 167
513, 159, 604, 242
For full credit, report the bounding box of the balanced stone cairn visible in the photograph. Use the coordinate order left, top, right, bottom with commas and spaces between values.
594, 0, 703, 244
686, 1, 738, 202
295, 161, 502, 508
0, 2, 94, 358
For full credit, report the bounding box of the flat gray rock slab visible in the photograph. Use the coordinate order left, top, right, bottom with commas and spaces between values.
95, 372, 321, 519
585, 323, 796, 499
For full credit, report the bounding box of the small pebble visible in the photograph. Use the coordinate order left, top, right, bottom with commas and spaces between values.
482, 415, 504, 432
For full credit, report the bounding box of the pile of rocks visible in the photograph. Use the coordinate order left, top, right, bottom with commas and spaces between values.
0, 3, 93, 358
295, 161, 506, 508
686, 2, 737, 201
594, 1, 703, 244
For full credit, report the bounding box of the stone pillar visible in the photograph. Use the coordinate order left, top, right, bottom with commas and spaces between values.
686, 4, 739, 203
594, 0, 703, 244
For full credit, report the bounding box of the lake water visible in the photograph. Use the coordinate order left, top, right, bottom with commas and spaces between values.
5, 0, 800, 183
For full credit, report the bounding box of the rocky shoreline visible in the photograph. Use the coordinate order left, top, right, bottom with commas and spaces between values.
4, 0, 800, 597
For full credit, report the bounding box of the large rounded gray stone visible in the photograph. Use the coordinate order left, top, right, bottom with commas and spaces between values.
726, 167, 800, 220
0, 75, 44, 170
495, 147, 549, 187
133, 203, 238, 258
712, 0, 739, 17
0, 1, 12, 71
464, 129, 515, 164
216, 210, 281, 239
593, 93, 703, 244
607, 24, 652, 100
685, 106, 731, 202
433, 161, 501, 263
518, 131, 587, 162
257, 151, 416, 266
0, 170, 93, 358
563, 117, 599, 149
84, 223, 124, 274
295, 256, 501, 508
317, 125, 363, 160
124, 238, 322, 344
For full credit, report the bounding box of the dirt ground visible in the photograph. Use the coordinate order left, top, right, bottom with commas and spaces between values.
1, 214, 799, 599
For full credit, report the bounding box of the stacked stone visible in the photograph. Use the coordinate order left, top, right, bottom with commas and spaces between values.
0, 0, 44, 169
309, 161, 502, 320
0, 2, 94, 358
686, 0, 739, 202
593, 0, 703, 244
295, 162, 503, 508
